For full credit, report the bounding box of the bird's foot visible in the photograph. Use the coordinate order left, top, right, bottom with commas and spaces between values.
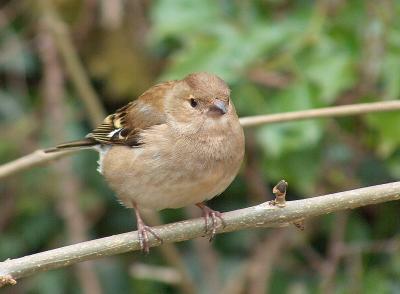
137, 220, 163, 254
133, 204, 163, 253
196, 203, 226, 241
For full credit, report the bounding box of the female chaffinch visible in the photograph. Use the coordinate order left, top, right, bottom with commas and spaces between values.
47, 72, 245, 252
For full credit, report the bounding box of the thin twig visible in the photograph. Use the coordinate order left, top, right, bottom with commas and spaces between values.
0, 184, 16, 231
186, 206, 221, 294
319, 212, 348, 294
38, 24, 102, 294
220, 230, 290, 294
247, 230, 290, 294
0, 149, 74, 179
130, 263, 181, 285
243, 132, 273, 202
339, 237, 400, 255
1, 100, 400, 180
39, 0, 106, 125
0, 181, 399, 286
145, 212, 196, 294
222, 183, 290, 294
239, 100, 400, 127
344, 253, 363, 294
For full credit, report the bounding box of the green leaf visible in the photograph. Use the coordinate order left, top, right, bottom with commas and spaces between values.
301, 37, 355, 103
255, 82, 324, 157
159, 20, 299, 82
382, 51, 400, 100
151, 0, 219, 39
363, 269, 390, 294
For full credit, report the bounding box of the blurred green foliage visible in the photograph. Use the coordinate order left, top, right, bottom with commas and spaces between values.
1, 0, 400, 293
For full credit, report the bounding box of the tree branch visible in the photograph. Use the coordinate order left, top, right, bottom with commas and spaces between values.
1, 181, 399, 287
239, 100, 400, 127
1, 100, 399, 180
0, 149, 74, 179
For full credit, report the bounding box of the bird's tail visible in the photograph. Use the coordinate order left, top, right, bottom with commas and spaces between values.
44, 138, 98, 153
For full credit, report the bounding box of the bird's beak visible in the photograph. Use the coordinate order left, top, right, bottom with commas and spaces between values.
209, 99, 228, 115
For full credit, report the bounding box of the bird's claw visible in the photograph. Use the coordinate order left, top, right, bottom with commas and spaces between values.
197, 204, 225, 241
137, 222, 163, 254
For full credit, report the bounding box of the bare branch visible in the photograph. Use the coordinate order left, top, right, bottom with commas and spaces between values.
39, 0, 106, 125
239, 100, 400, 127
1, 100, 400, 180
220, 230, 290, 294
37, 22, 103, 294
0, 181, 399, 287
319, 212, 348, 293
0, 150, 74, 179
145, 212, 196, 294
247, 230, 290, 294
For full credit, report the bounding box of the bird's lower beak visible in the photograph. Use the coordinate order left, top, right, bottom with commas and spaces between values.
209, 99, 228, 115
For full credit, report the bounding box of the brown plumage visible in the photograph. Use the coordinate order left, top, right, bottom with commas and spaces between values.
47, 72, 245, 252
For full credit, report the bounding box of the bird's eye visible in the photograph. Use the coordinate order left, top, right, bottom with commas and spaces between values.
190, 98, 198, 108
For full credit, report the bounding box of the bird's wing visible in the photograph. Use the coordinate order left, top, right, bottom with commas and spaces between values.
89, 81, 174, 146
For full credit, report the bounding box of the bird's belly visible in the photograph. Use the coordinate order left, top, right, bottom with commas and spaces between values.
101, 145, 240, 211
135, 166, 235, 210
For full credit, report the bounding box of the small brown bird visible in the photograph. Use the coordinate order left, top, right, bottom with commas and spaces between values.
47, 72, 245, 252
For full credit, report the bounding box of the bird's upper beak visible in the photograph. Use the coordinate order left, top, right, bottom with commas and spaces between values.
209, 99, 228, 115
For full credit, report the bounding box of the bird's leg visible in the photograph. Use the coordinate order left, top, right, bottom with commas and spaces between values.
196, 203, 226, 241
132, 203, 163, 253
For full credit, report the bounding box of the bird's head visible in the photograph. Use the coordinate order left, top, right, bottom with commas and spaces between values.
165, 72, 235, 132
183, 72, 231, 117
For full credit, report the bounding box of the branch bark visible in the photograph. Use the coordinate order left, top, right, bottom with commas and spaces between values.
1, 100, 400, 180
1, 181, 399, 287
239, 100, 400, 127
0, 149, 74, 179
